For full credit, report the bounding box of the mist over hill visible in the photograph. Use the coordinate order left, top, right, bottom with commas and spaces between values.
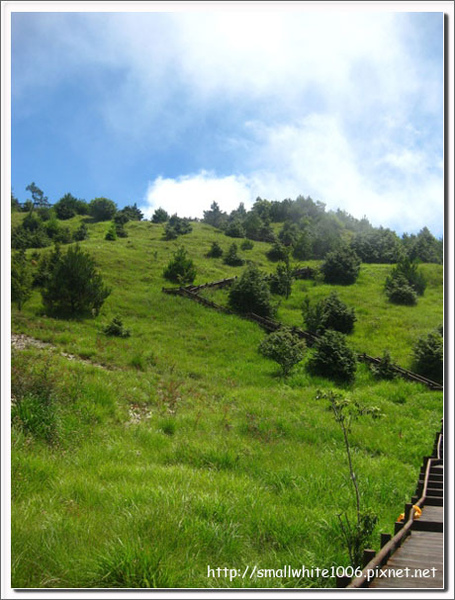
12, 188, 443, 265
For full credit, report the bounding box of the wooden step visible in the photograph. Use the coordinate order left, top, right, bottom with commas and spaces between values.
412, 495, 443, 507
418, 478, 443, 488
412, 520, 443, 533
425, 488, 443, 497
420, 476, 443, 485
415, 482, 444, 495
423, 469, 443, 477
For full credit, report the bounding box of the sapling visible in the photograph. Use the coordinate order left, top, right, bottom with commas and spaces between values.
316, 390, 382, 566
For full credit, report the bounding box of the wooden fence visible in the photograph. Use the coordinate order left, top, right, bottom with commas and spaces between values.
162, 279, 443, 392
343, 423, 444, 588
162, 277, 237, 296
358, 353, 443, 391
293, 266, 316, 280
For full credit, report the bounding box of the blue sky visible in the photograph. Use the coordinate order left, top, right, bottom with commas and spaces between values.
11, 7, 444, 236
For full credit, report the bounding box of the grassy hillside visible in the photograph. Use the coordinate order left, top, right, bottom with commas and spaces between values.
11, 219, 443, 588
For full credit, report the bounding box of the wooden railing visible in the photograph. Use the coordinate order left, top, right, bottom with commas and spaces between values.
162, 279, 443, 391
346, 425, 443, 588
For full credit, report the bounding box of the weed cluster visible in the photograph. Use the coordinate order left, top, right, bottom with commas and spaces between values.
102, 316, 131, 338
11, 351, 58, 444
157, 373, 183, 415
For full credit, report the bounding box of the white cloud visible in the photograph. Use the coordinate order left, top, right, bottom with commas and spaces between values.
174, 12, 401, 101
142, 112, 443, 235
243, 114, 444, 235
14, 12, 434, 135
12, 11, 443, 235
142, 171, 254, 219
381, 149, 429, 174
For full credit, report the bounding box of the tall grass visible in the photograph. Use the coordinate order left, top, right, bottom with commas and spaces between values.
11, 220, 443, 588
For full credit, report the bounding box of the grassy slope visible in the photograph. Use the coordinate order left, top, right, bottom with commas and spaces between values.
11, 219, 443, 588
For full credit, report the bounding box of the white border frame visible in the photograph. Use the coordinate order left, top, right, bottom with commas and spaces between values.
2, 2, 453, 599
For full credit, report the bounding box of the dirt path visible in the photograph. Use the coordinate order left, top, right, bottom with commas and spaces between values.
11, 333, 114, 370
11, 333, 51, 351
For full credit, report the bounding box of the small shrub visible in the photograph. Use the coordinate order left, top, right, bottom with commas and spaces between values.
163, 246, 197, 284
45, 220, 72, 244
259, 328, 306, 377
307, 330, 357, 383
114, 211, 129, 226
151, 207, 169, 223
369, 350, 397, 380
398, 257, 427, 296
206, 241, 223, 258
339, 509, 379, 568
12, 214, 53, 250
22, 212, 41, 232
223, 243, 244, 267
412, 328, 443, 383
163, 224, 178, 240
115, 222, 128, 238
266, 241, 289, 263
89, 197, 117, 221
225, 220, 245, 238
164, 215, 192, 238
303, 292, 356, 334
385, 258, 426, 304
384, 274, 417, 305
269, 263, 293, 299
321, 245, 361, 285
228, 263, 274, 318
43, 218, 61, 239
302, 296, 324, 333
103, 316, 131, 338
120, 203, 143, 221
53, 225, 73, 244
54, 193, 79, 220
105, 223, 117, 241
241, 239, 254, 250
73, 223, 89, 241
292, 233, 313, 260
11, 225, 33, 250
29, 228, 52, 249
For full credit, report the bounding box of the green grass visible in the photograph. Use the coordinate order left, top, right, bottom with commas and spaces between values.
11, 220, 443, 588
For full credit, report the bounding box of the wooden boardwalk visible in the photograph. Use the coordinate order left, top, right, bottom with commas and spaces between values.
162, 275, 444, 589
348, 429, 444, 590
369, 501, 443, 588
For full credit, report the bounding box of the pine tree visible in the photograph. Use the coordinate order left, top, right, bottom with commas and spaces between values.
321, 245, 361, 285
259, 328, 306, 377
41, 245, 111, 315
163, 247, 197, 284
11, 250, 32, 310
228, 264, 274, 318
223, 243, 244, 266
